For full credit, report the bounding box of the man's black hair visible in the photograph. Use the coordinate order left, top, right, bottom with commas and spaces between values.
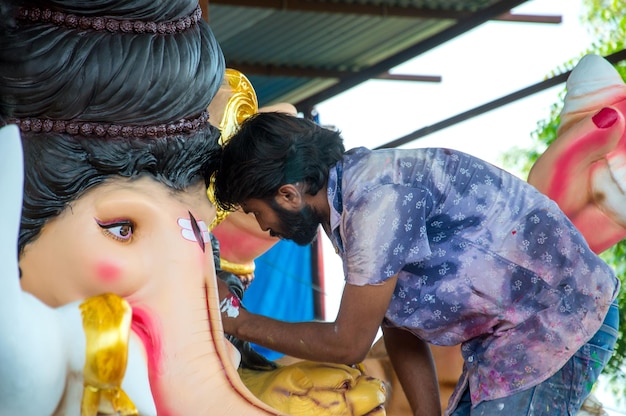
214, 112, 345, 211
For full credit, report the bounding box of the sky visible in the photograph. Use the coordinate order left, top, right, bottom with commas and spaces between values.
311, 0, 625, 413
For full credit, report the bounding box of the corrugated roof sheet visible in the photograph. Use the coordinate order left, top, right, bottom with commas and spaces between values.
207, 0, 528, 111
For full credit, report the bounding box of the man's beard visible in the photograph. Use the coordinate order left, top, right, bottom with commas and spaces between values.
269, 200, 323, 246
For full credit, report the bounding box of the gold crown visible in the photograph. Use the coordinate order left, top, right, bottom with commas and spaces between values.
207, 69, 259, 231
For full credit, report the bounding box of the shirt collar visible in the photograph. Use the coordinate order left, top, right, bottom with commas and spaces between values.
326, 162, 344, 254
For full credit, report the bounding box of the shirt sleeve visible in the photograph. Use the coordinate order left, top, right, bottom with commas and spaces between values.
341, 183, 433, 286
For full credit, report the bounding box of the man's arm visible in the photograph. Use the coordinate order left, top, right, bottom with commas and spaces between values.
218, 275, 398, 364
382, 326, 441, 416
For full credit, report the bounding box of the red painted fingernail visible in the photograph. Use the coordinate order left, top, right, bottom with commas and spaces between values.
592, 107, 618, 128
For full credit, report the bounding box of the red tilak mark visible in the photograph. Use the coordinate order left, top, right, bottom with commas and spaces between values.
511, 230, 517, 235
228, 292, 241, 308
96, 262, 121, 283
592, 107, 618, 129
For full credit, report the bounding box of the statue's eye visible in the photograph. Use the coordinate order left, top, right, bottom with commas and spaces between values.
96, 219, 134, 242
339, 380, 352, 390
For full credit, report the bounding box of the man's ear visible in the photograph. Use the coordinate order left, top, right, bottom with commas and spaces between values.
275, 183, 304, 210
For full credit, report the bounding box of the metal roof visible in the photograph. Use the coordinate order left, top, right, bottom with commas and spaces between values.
205, 0, 540, 115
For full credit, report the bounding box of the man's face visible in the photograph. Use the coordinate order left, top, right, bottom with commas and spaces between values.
243, 197, 323, 246
269, 199, 323, 246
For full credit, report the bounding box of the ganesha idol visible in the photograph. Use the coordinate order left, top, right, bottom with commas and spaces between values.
0, 1, 386, 415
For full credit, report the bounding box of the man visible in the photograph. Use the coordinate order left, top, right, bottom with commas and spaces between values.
213, 112, 620, 415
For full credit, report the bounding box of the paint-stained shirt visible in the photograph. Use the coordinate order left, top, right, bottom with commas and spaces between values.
325, 147, 619, 409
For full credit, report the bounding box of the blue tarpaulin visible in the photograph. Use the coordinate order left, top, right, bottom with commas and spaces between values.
243, 239, 316, 360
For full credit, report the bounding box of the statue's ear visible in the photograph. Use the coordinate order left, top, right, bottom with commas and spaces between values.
0, 124, 23, 278
280, 365, 312, 394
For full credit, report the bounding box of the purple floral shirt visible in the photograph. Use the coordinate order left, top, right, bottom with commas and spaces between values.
325, 147, 619, 409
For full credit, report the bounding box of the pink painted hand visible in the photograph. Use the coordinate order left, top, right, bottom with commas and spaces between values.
529, 54, 626, 253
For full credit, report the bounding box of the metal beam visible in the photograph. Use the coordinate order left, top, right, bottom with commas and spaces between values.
209, 0, 475, 20
209, 0, 560, 23
376, 49, 626, 149
377, 73, 442, 83
496, 12, 561, 24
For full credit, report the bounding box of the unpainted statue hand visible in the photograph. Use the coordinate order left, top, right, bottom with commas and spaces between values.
239, 361, 387, 416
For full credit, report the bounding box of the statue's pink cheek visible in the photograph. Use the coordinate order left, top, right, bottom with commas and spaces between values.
96, 261, 122, 283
